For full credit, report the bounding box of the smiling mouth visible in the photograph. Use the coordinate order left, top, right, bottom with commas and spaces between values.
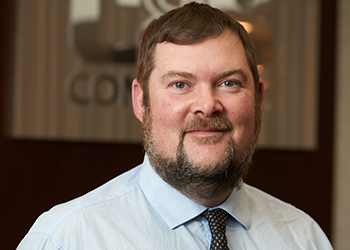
185, 129, 229, 144
186, 129, 227, 136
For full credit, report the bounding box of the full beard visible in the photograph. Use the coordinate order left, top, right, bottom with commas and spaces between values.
142, 107, 260, 201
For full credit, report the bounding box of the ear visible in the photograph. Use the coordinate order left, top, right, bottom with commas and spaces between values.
132, 78, 144, 123
258, 78, 265, 114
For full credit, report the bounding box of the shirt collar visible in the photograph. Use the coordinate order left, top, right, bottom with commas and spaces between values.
139, 154, 251, 230
218, 183, 251, 230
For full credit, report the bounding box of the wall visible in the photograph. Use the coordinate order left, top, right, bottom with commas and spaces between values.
333, 0, 350, 249
0, 1, 337, 249
11, 0, 320, 149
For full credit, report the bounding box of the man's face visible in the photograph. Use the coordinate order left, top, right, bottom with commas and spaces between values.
132, 30, 264, 198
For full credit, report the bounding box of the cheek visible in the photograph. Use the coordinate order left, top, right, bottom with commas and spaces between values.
149, 98, 187, 156
228, 95, 255, 121
152, 97, 186, 127
228, 100, 256, 143
231, 105, 255, 123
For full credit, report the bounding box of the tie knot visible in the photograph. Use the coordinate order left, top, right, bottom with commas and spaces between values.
204, 208, 227, 230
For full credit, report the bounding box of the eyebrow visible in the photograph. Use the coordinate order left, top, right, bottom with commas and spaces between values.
160, 71, 194, 83
216, 69, 249, 83
160, 68, 249, 83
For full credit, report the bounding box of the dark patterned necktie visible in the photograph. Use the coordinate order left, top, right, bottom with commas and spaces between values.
204, 208, 230, 250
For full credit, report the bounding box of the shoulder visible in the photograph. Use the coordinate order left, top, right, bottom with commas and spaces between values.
244, 183, 315, 223
23, 166, 142, 239
242, 184, 333, 249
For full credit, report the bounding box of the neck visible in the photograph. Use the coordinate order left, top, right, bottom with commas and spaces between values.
183, 188, 233, 207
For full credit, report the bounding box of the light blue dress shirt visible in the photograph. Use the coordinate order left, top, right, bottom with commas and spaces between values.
17, 155, 333, 249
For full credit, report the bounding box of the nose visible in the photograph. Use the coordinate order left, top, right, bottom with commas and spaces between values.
190, 87, 224, 117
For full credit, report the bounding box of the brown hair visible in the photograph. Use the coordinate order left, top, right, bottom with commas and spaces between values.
136, 2, 260, 107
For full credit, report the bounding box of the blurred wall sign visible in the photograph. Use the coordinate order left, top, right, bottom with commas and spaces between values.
64, 71, 132, 106
11, 0, 320, 150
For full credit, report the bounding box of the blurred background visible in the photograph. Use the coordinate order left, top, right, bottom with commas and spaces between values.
1, 0, 349, 249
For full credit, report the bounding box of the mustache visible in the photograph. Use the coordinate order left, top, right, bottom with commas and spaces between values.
180, 116, 233, 134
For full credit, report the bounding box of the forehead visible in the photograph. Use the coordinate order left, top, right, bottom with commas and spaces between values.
151, 31, 251, 80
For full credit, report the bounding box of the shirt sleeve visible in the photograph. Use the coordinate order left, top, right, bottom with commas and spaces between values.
17, 232, 59, 250
309, 221, 334, 250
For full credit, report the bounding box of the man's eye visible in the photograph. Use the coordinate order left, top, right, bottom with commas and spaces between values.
221, 80, 239, 87
173, 82, 187, 89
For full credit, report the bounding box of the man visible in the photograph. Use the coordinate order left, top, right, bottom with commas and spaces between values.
18, 2, 333, 249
